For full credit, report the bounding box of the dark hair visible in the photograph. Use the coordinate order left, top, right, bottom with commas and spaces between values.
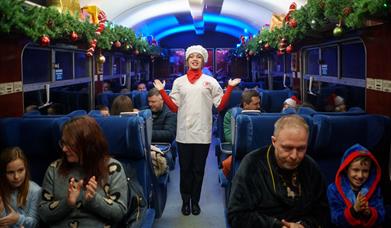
59, 116, 110, 186
111, 95, 134, 115
0, 147, 30, 208
148, 88, 161, 97
241, 89, 260, 105
96, 105, 109, 111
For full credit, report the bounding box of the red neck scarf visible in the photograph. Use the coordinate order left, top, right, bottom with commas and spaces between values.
187, 69, 202, 84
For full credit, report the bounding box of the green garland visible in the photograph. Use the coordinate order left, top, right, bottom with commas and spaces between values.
232, 0, 390, 58
0, 0, 159, 55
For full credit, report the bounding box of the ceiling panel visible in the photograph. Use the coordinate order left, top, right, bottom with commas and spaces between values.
79, 0, 307, 40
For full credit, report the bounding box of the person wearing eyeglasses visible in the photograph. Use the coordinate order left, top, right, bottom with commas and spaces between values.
38, 116, 128, 227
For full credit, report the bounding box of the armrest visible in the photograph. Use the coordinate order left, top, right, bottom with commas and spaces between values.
220, 142, 232, 155
151, 142, 171, 154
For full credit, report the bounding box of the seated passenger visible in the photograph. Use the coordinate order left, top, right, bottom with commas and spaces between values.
148, 88, 177, 143
110, 95, 138, 115
228, 115, 329, 228
282, 96, 300, 112
327, 144, 385, 227
222, 89, 260, 177
96, 105, 110, 117
25, 105, 39, 113
47, 103, 65, 115
0, 147, 41, 228
334, 95, 347, 112
38, 116, 128, 227
148, 88, 177, 173
325, 93, 347, 112
137, 82, 147, 92
102, 81, 112, 93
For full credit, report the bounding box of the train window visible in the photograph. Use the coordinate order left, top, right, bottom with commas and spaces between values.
23, 48, 51, 84
55, 51, 73, 81
120, 56, 127, 74
341, 43, 365, 79
75, 52, 90, 78
113, 56, 121, 75
168, 49, 185, 78
320, 46, 337, 77
304, 48, 319, 75
205, 48, 214, 74
272, 53, 284, 75
103, 53, 112, 75
284, 54, 292, 74
215, 48, 230, 81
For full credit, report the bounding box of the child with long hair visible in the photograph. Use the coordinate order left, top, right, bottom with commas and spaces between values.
0, 147, 41, 228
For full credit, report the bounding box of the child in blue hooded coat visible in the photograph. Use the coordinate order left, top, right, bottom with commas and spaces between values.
327, 144, 385, 227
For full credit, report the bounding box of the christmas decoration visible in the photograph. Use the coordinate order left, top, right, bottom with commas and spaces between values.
333, 25, 343, 37
285, 2, 297, 29
114, 40, 121, 48
310, 19, 318, 30
343, 7, 353, 16
70, 31, 78, 42
289, 19, 297, 28
240, 35, 246, 45
264, 43, 270, 50
97, 54, 106, 64
0, 0, 159, 56
278, 38, 287, 52
286, 44, 293, 54
40, 35, 50, 46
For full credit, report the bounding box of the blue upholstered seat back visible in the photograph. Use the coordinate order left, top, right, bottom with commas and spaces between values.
259, 88, 292, 112
231, 112, 315, 182
95, 115, 150, 200
0, 117, 68, 185
132, 91, 149, 110
216, 90, 242, 142
297, 106, 366, 116
22, 110, 87, 118
96, 92, 132, 109
313, 114, 391, 185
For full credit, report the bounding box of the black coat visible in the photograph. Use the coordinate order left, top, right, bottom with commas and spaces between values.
228, 145, 330, 228
151, 104, 177, 143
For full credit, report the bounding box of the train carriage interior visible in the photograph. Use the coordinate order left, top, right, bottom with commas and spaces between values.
0, 0, 391, 227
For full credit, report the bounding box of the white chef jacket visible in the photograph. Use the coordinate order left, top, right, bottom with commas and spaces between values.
170, 74, 224, 144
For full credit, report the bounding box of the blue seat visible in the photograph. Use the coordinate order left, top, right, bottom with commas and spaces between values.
297, 106, 366, 116
22, 109, 87, 118
312, 114, 391, 199
94, 115, 156, 227
215, 90, 243, 166
259, 88, 292, 112
95, 116, 150, 200
225, 112, 314, 208
88, 109, 103, 117
96, 92, 133, 109
132, 91, 149, 110
0, 117, 69, 185
138, 109, 168, 219
239, 81, 263, 90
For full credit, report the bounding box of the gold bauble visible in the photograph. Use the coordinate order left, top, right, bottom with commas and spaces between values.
98, 55, 106, 64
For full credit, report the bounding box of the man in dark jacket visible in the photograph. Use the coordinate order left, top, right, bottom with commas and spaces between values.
228, 115, 330, 228
148, 88, 177, 142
